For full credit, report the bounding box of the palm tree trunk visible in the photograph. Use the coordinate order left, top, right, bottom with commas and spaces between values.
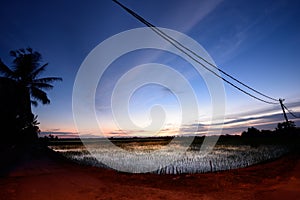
18, 86, 32, 119
19, 86, 37, 142
25, 87, 32, 116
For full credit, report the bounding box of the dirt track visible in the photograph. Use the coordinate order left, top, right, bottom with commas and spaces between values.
1, 149, 300, 200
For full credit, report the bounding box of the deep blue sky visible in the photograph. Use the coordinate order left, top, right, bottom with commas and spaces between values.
1, 0, 300, 137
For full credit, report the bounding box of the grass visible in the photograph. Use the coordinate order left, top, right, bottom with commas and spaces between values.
47, 134, 300, 174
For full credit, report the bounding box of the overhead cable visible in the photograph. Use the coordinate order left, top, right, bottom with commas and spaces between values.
112, 0, 279, 105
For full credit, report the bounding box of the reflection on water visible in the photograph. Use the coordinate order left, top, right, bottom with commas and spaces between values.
49, 141, 289, 174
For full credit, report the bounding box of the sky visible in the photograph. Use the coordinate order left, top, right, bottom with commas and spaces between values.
1, 0, 300, 138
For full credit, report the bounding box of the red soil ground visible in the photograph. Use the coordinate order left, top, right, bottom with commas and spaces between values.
0, 147, 300, 200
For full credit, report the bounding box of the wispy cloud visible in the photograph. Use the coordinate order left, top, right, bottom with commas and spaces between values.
40, 131, 79, 138
180, 104, 300, 136
203, 0, 296, 65
44, 128, 61, 132
159, 0, 224, 33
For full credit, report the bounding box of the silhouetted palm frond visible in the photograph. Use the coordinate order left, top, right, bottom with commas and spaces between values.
31, 82, 54, 90
0, 48, 62, 107
31, 87, 50, 104
34, 77, 63, 84
0, 59, 15, 78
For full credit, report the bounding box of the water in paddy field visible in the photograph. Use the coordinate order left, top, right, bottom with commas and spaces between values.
49, 140, 289, 174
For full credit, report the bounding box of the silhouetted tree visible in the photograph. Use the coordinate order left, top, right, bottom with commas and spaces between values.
49, 134, 54, 140
18, 114, 41, 142
0, 48, 62, 142
241, 127, 261, 137
275, 121, 296, 136
276, 121, 296, 131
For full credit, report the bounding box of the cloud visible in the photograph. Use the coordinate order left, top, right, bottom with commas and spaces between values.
41, 131, 75, 135
96, 99, 300, 137
226, 100, 300, 120
160, 0, 224, 33
40, 131, 79, 138
203, 0, 296, 65
178, 99, 300, 135
180, 111, 300, 136
44, 128, 61, 132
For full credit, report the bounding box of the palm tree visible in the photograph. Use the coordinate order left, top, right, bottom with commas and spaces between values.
0, 48, 62, 141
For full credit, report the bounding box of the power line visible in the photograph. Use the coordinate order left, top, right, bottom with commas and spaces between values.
283, 104, 300, 119
112, 0, 279, 105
